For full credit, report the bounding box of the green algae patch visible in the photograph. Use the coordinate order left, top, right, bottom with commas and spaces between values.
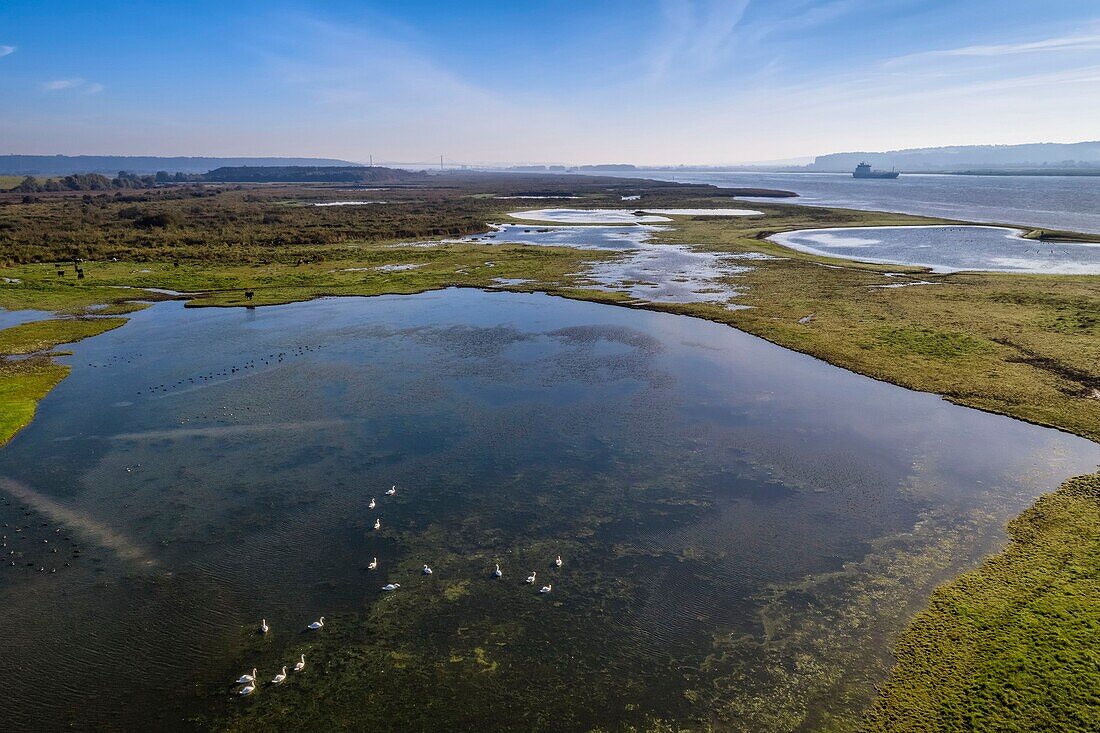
0, 357, 70, 446
443, 579, 471, 602
863, 473, 1100, 733
0, 317, 127, 355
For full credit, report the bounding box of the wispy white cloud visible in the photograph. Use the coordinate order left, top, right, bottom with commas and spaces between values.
42, 78, 103, 93
43, 79, 80, 90
250, 12, 580, 162
0, 45, 15, 58
647, 0, 751, 83
887, 25, 1100, 64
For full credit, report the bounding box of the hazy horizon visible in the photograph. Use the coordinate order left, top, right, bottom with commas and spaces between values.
3, 1, 1100, 165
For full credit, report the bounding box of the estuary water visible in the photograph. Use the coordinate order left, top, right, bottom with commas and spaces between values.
608, 170, 1100, 234
0, 290, 1096, 731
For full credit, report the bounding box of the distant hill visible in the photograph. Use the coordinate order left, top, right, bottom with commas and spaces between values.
201, 166, 420, 183
0, 155, 361, 176
573, 164, 637, 171
810, 141, 1100, 172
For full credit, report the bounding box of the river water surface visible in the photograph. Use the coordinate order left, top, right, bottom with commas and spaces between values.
1, 290, 1096, 731
606, 170, 1100, 234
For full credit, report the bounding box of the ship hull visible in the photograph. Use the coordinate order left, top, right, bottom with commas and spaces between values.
853, 171, 900, 179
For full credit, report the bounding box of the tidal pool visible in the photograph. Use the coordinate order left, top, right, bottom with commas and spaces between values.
508, 207, 762, 224
770, 225, 1100, 274
312, 200, 389, 206
0, 290, 1096, 731
0, 307, 53, 329
473, 224, 753, 307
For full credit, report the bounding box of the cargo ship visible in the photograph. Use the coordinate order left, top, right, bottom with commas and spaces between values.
853, 162, 900, 179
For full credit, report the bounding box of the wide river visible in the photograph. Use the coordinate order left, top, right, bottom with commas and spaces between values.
1, 290, 1096, 731
603, 170, 1100, 235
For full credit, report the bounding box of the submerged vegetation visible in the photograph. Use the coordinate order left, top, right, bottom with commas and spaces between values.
863, 473, 1100, 733
0, 174, 1097, 730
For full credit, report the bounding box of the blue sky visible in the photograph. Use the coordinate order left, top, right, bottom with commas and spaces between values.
2, 0, 1098, 164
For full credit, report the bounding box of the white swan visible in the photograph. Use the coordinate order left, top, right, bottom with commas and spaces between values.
493, 563, 502, 578
239, 680, 257, 695
555, 555, 563, 568
423, 564, 433, 575
294, 654, 305, 673
236, 668, 257, 684
271, 666, 287, 684
373, 518, 381, 530
540, 584, 553, 594
385, 485, 396, 496
525, 572, 537, 584
307, 616, 325, 630
383, 583, 401, 591
368, 557, 378, 570
260, 618, 269, 634
368, 498, 376, 509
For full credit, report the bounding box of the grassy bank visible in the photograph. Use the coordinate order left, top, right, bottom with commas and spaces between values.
862, 473, 1100, 733
0, 357, 71, 446
650, 211, 1099, 442
0, 316, 128, 445
0, 316, 127, 354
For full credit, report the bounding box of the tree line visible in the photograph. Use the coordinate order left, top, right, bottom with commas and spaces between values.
14, 170, 203, 192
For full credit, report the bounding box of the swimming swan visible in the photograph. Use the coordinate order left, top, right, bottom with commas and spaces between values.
540, 584, 553, 594
260, 618, 269, 634
294, 654, 305, 673
555, 555, 562, 567
385, 485, 396, 496
271, 666, 287, 684
383, 583, 401, 591
236, 668, 257, 684
525, 572, 537, 584
423, 564, 433, 575
239, 680, 257, 695
493, 563, 502, 578
368, 498, 376, 509
368, 557, 378, 570
307, 616, 325, 630
374, 518, 381, 530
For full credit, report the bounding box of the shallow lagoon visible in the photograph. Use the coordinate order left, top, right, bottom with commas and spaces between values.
1, 290, 1096, 731
508, 207, 763, 224
0, 307, 53, 329
771, 225, 1100, 274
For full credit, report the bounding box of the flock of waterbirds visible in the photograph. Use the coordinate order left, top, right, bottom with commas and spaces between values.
232, 483, 563, 698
